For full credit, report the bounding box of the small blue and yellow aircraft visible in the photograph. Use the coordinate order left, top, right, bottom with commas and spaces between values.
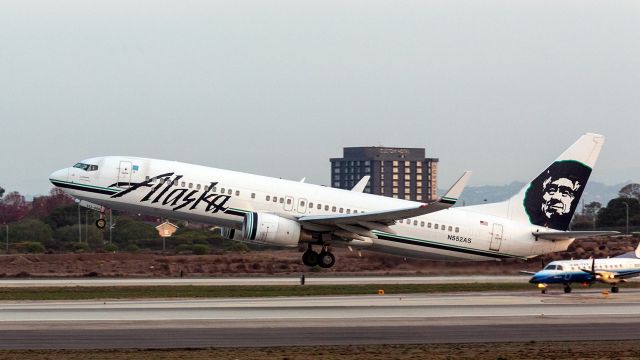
525, 242, 640, 294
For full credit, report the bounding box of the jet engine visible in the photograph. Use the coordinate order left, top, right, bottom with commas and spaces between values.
242, 212, 310, 247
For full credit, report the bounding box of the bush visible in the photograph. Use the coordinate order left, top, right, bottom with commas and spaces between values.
73, 243, 90, 253
8, 219, 53, 243
192, 244, 210, 255
104, 243, 118, 252
225, 242, 250, 252
125, 243, 140, 252
13, 241, 46, 254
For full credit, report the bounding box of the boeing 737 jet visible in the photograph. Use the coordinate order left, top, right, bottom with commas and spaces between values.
49, 133, 615, 268
525, 242, 640, 293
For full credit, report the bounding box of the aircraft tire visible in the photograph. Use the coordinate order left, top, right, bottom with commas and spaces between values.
611, 286, 619, 293
318, 251, 336, 269
302, 250, 319, 267
563, 286, 572, 294
541, 289, 547, 294
95, 219, 107, 229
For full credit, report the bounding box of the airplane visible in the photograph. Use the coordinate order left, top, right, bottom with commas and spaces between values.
49, 133, 616, 268
525, 242, 640, 294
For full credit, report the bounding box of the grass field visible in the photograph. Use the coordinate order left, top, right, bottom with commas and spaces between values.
0, 282, 638, 301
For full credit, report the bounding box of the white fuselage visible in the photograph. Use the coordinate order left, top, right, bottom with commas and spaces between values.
49, 156, 575, 261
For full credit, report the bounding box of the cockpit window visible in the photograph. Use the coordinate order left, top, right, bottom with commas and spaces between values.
73, 163, 99, 172
556, 265, 564, 271
544, 265, 556, 270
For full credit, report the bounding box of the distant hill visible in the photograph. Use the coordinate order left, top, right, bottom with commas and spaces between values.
445, 181, 628, 207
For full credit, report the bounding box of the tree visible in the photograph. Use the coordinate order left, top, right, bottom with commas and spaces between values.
583, 201, 602, 218
0, 191, 29, 224
619, 183, 640, 200
30, 188, 75, 219
597, 197, 640, 227
0, 186, 4, 199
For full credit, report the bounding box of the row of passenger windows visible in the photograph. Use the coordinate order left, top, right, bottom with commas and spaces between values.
397, 218, 460, 233
546, 263, 633, 271
144, 177, 241, 196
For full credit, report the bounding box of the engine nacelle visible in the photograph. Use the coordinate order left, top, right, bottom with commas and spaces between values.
242, 212, 306, 247
221, 227, 244, 241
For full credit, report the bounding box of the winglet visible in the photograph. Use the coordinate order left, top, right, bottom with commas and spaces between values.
439, 171, 472, 205
351, 176, 371, 193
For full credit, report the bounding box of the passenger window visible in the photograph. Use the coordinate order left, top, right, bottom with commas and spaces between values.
228, 189, 232, 195
414, 220, 418, 226
302, 201, 306, 207
212, 187, 217, 192
251, 193, 256, 199
197, 184, 201, 190
317, 204, 321, 210
181, 182, 186, 187
287, 199, 292, 205
266, 195, 271, 201
173, 180, 178, 186
273, 196, 278, 202
221, 188, 225, 193
442, 226, 446, 231
280, 198, 284, 203
332, 206, 337, 212
448, 226, 452, 231
455, 227, 459, 233
145, 176, 150, 181
204, 186, 209, 191
309, 202, 314, 208
420, 221, 425, 227
236, 190, 240, 196
325, 205, 329, 211
434, 224, 438, 230
188, 183, 193, 189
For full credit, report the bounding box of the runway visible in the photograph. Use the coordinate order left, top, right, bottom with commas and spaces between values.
2, 290, 640, 349
0, 275, 532, 287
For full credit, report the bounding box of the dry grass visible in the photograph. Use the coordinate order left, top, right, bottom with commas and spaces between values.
1, 341, 640, 360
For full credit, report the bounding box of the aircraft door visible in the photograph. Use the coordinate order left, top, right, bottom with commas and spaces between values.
489, 223, 503, 251
117, 161, 132, 187
284, 196, 294, 211
297, 198, 308, 213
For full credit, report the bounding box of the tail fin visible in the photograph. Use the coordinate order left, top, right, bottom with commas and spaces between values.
506, 133, 604, 231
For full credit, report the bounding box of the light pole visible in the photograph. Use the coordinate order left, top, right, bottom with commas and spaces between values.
622, 201, 629, 235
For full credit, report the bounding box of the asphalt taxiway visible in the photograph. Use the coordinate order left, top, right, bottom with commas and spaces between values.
2, 290, 640, 349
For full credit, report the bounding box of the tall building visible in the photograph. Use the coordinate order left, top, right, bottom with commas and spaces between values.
330, 147, 439, 201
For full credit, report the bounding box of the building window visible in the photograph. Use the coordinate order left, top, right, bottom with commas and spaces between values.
404, 181, 410, 187
416, 195, 422, 201
405, 167, 411, 174
393, 167, 398, 173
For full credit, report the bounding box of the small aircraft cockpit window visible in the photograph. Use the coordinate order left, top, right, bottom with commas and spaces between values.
544, 265, 556, 270
556, 265, 564, 271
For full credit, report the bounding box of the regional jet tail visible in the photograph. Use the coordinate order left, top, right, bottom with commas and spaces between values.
49, 133, 614, 268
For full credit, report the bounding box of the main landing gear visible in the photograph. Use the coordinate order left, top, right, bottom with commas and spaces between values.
611, 286, 620, 293
302, 245, 335, 268
563, 284, 572, 294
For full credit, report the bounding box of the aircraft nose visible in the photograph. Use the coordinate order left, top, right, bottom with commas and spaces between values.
49, 168, 68, 185
529, 275, 541, 284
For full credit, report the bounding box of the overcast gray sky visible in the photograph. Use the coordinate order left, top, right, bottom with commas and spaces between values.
1, 0, 639, 196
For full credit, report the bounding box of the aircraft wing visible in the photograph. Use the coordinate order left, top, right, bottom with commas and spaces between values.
299, 171, 471, 231
614, 269, 640, 279
533, 231, 619, 241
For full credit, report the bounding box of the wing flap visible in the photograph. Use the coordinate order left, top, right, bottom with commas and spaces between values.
533, 231, 619, 241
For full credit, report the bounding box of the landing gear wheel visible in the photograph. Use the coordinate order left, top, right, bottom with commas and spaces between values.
563, 286, 572, 294
95, 218, 107, 229
611, 286, 619, 293
541, 289, 547, 294
318, 251, 336, 269
302, 250, 319, 267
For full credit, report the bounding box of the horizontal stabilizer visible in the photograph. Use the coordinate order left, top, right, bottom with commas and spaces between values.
533, 231, 619, 241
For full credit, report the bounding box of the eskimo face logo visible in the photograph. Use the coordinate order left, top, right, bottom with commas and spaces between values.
110, 173, 231, 213
524, 161, 591, 231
